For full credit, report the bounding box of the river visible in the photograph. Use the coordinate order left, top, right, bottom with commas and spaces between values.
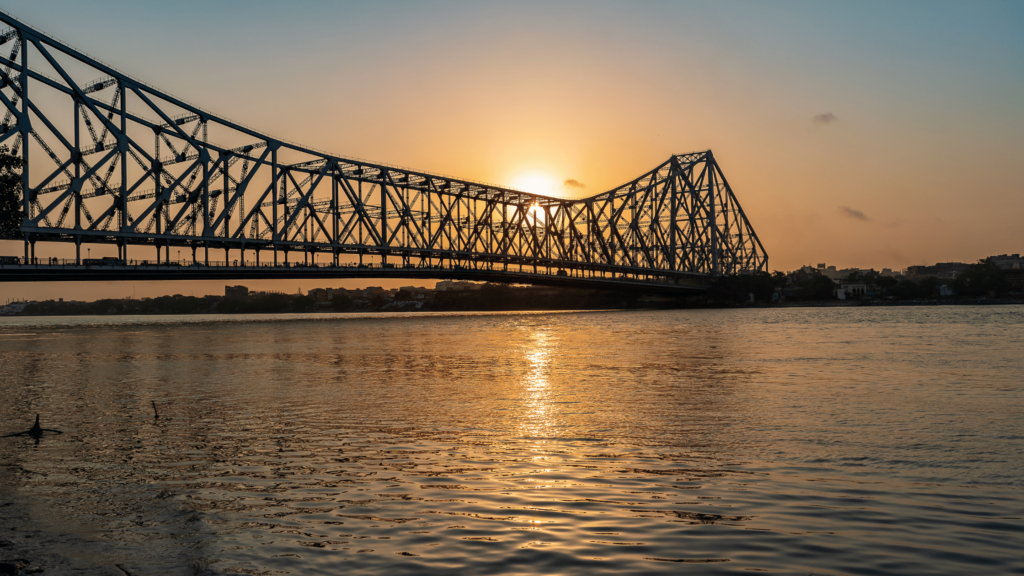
1, 307, 1022, 575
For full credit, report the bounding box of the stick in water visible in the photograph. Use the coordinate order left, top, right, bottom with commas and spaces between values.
3, 414, 62, 438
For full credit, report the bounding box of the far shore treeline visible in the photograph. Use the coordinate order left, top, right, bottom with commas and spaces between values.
708, 258, 1019, 305
4, 258, 1021, 317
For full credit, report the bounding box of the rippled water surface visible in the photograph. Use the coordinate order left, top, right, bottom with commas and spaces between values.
1, 307, 1022, 575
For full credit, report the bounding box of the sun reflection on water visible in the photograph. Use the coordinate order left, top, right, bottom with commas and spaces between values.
520, 329, 557, 438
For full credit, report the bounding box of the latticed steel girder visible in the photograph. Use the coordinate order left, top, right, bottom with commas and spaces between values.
0, 11, 767, 285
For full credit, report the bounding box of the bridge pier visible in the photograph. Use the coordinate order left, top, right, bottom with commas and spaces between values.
75, 236, 81, 265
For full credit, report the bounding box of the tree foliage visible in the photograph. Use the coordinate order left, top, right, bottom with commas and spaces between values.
707, 271, 788, 304
369, 293, 388, 309
891, 276, 942, 299
0, 144, 23, 239
800, 274, 838, 300
330, 293, 353, 310
954, 258, 1009, 297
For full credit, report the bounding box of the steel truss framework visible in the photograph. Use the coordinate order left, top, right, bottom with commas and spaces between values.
0, 11, 767, 288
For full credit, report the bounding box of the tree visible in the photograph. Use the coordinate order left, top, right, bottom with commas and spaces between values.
919, 276, 941, 298
892, 279, 924, 300
290, 295, 315, 312
954, 259, 1009, 297
875, 275, 899, 290
772, 271, 788, 288
794, 274, 836, 300
707, 271, 781, 304
330, 293, 353, 310
369, 293, 387, 309
0, 145, 23, 239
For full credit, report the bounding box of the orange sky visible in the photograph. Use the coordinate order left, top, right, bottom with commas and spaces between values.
2, 1, 1022, 302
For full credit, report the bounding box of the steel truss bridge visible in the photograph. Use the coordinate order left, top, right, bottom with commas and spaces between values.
0, 11, 767, 293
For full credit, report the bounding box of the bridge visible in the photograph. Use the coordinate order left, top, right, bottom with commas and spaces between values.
0, 11, 767, 294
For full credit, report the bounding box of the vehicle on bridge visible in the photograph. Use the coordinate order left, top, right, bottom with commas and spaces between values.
81, 257, 124, 266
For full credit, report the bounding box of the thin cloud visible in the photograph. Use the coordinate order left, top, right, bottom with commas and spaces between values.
562, 179, 585, 189
839, 206, 870, 221
812, 112, 838, 125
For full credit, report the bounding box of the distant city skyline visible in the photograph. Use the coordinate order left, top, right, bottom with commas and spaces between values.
1, 0, 1022, 302
4, 252, 1018, 305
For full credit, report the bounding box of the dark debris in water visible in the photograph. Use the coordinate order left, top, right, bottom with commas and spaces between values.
2, 415, 63, 439
645, 557, 730, 563
633, 509, 751, 523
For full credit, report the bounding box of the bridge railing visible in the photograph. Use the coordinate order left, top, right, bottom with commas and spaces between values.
0, 256, 711, 286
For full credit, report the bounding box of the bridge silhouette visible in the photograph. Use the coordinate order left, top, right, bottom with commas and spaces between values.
0, 11, 767, 294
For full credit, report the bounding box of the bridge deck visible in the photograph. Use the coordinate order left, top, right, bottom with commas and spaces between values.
0, 262, 708, 294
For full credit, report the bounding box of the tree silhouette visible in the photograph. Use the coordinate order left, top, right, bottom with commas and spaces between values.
954, 259, 1009, 297
0, 145, 23, 239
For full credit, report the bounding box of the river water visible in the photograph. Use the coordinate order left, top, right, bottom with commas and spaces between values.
0, 307, 1022, 575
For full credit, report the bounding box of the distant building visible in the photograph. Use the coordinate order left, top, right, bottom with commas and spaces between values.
904, 262, 969, 280
989, 254, 1022, 270
249, 290, 285, 298
0, 301, 31, 315
435, 280, 483, 291
307, 288, 330, 302
810, 264, 841, 280
835, 283, 869, 300
805, 264, 882, 281
225, 285, 249, 299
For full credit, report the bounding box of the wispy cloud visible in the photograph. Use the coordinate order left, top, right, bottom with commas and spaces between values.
813, 112, 838, 125
562, 178, 585, 189
839, 206, 870, 221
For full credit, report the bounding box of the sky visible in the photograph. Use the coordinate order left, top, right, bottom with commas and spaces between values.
1, 0, 1022, 301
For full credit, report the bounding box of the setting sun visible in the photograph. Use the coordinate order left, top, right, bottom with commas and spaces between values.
510, 172, 558, 197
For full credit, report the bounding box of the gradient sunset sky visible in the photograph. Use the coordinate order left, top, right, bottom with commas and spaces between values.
1, 0, 1021, 301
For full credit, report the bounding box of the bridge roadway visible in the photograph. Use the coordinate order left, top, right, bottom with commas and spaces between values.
0, 260, 709, 294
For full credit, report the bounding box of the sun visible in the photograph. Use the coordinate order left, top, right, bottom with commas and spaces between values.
510, 172, 557, 197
